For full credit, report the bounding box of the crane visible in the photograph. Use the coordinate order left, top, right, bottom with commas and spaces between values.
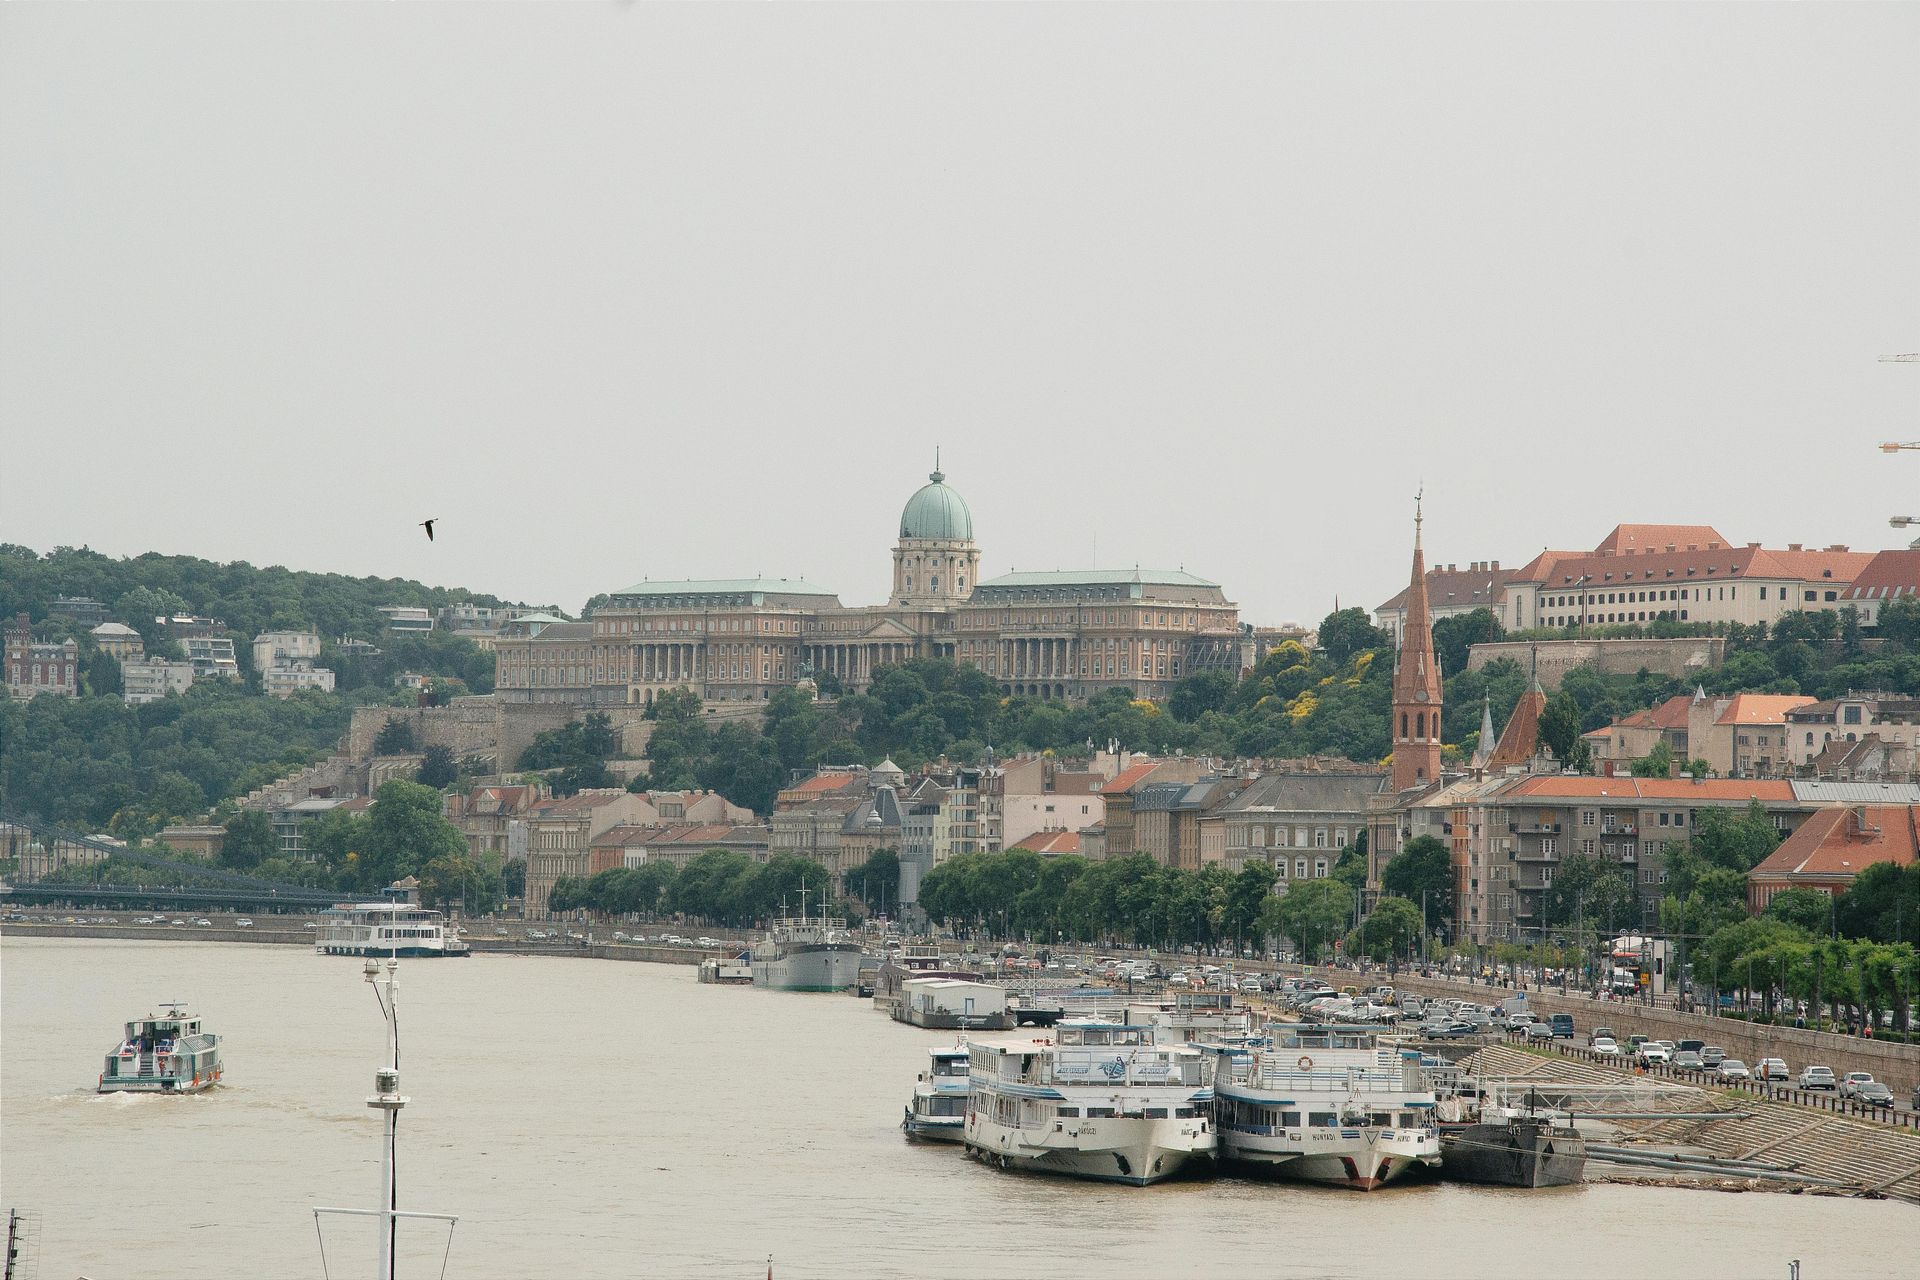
1880, 354, 1917, 452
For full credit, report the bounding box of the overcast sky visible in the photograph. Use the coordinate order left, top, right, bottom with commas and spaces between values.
4, 5, 1916, 625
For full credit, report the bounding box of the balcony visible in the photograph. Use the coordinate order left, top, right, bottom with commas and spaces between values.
1600, 823, 1638, 837
1509, 822, 1562, 835
1513, 846, 1560, 862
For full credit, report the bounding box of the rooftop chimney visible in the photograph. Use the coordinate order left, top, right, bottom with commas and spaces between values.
1788, 543, 1803, 551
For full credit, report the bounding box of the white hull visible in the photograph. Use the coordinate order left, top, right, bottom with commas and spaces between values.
1221, 1127, 1438, 1190
965, 1113, 1214, 1186
752, 945, 865, 992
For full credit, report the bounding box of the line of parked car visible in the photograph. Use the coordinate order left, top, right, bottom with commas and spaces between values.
1552, 1024, 1914, 1110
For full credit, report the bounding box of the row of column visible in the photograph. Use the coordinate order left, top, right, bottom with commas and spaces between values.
808, 642, 918, 682
632, 643, 701, 682
1002, 636, 1073, 678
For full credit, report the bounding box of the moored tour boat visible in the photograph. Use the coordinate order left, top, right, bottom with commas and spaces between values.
99, 1004, 221, 1094
1204, 1024, 1441, 1190
750, 913, 865, 993
963, 1020, 1216, 1185
698, 954, 753, 984
902, 1045, 971, 1142
315, 901, 471, 958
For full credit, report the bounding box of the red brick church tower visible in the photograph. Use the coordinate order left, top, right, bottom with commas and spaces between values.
1391, 499, 1443, 791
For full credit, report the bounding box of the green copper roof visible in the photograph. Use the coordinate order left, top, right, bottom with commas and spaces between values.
899, 468, 973, 541
614, 578, 839, 598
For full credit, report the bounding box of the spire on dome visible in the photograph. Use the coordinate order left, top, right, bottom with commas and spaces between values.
931, 444, 942, 484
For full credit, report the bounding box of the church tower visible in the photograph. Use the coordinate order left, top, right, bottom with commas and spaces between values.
1391, 498, 1444, 791
889, 453, 981, 608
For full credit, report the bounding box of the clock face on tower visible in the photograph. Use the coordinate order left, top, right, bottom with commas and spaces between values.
1414, 690, 1429, 702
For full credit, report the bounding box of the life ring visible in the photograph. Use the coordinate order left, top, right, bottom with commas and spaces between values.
1297, 1055, 1314, 1070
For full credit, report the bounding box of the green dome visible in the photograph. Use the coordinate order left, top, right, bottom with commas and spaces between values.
899, 468, 973, 541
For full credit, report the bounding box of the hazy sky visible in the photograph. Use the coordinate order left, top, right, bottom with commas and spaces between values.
4, 5, 1916, 625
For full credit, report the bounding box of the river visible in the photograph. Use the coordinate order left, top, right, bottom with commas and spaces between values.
1, 936, 1907, 1279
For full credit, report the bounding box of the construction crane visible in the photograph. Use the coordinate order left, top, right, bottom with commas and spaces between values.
1881, 353, 1919, 362
1880, 354, 1917, 452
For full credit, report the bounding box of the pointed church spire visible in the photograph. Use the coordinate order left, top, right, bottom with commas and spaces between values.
1473, 695, 1496, 769
1391, 495, 1444, 791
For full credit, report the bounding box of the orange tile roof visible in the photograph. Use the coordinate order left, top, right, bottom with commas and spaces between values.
1750, 805, 1919, 880
1592, 524, 1731, 555
1101, 762, 1162, 794
1744, 547, 1875, 583
1375, 563, 1522, 614
1841, 549, 1920, 601
1011, 830, 1082, 855
1713, 694, 1816, 726
1500, 776, 1797, 802
1488, 688, 1545, 769
786, 773, 863, 795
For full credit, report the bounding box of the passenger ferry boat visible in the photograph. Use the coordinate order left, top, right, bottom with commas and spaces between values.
315, 901, 470, 958
99, 1004, 221, 1094
963, 1020, 1216, 1185
750, 898, 865, 992
1203, 1024, 1441, 1190
873, 943, 981, 1016
901, 1045, 971, 1142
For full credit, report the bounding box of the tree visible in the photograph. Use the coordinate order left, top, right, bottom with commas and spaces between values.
1537, 691, 1584, 765
842, 849, 901, 915
357, 779, 466, 890
1349, 895, 1424, 961
1764, 887, 1833, 935
1265, 878, 1352, 964
418, 852, 501, 914
1329, 836, 1369, 894
1319, 608, 1391, 667
1431, 608, 1503, 681
1381, 835, 1453, 923
416, 744, 458, 789
1834, 860, 1920, 944
1631, 739, 1675, 778
1222, 863, 1274, 954
220, 809, 275, 868
1169, 670, 1235, 722
1540, 853, 1637, 936
373, 719, 415, 755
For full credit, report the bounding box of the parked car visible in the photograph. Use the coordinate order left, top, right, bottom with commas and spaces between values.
1525, 1021, 1557, 1042
1676, 1039, 1706, 1056
1856, 1082, 1895, 1109
1673, 1051, 1705, 1070
1590, 1037, 1621, 1057
1839, 1072, 1876, 1099
1755, 1057, 1789, 1082
1798, 1066, 1837, 1091
1588, 1026, 1617, 1046
1717, 1059, 1751, 1081
235, 918, 253, 928
1700, 1046, 1727, 1068
1549, 1014, 1575, 1039
1638, 1044, 1671, 1065
1627, 1034, 1650, 1052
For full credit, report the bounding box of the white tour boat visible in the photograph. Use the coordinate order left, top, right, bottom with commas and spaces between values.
98, 1003, 222, 1094
1204, 1025, 1441, 1190
963, 1020, 1216, 1185
750, 890, 865, 992
316, 902, 471, 958
901, 1045, 971, 1142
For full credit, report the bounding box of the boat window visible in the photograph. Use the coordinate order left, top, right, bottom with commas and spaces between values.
1175, 1106, 1200, 1119
1308, 1112, 1337, 1128
1145, 1107, 1169, 1120
1399, 1113, 1422, 1128
1280, 1111, 1301, 1127
1085, 1107, 1117, 1118
1369, 1113, 1394, 1127
1056, 1106, 1080, 1118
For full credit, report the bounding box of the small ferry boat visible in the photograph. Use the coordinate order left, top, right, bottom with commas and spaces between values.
315, 901, 471, 958
750, 894, 865, 992
963, 1020, 1216, 1185
901, 1045, 971, 1142
872, 943, 981, 1016
99, 1004, 221, 1094
698, 954, 753, 984
1205, 1024, 1441, 1190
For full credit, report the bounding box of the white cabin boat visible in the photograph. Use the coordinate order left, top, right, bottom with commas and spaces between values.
901, 978, 1013, 1030
1204, 1025, 1440, 1190
698, 955, 753, 984
98, 1004, 221, 1094
902, 1045, 970, 1142
963, 1020, 1216, 1185
315, 902, 470, 958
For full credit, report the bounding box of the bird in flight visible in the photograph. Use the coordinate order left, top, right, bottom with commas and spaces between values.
420, 518, 438, 542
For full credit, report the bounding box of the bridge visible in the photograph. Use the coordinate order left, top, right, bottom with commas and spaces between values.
0, 810, 341, 912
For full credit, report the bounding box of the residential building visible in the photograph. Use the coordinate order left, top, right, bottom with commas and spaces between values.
1688, 694, 1817, 778
182, 635, 241, 682
1094, 758, 1204, 859
158, 614, 227, 639
1837, 549, 1920, 628
1010, 830, 1082, 855
445, 784, 544, 866
588, 822, 770, 876
254, 630, 335, 697
271, 795, 360, 860
121, 658, 195, 705
999, 756, 1106, 849
518, 790, 659, 917
89, 622, 144, 662
1216, 770, 1390, 875
5, 614, 77, 700
1787, 695, 1920, 780
1589, 693, 1698, 774
156, 825, 226, 860
378, 606, 434, 635
504, 464, 1240, 708
1747, 804, 1919, 911
49, 596, 112, 627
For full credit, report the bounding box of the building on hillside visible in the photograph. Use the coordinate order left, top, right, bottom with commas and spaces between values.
254, 630, 335, 697
1786, 695, 1920, 780
1377, 524, 1880, 640
588, 822, 771, 875
1589, 693, 1699, 774
156, 825, 226, 860
1688, 694, 1816, 778
49, 596, 112, 627
378, 606, 434, 635
1094, 758, 1205, 859
5, 615, 77, 700
89, 622, 144, 662
121, 657, 195, 705
1133, 777, 1250, 871
181, 635, 241, 682
158, 614, 227, 639
501, 464, 1240, 708
1837, 549, 1920, 627
1747, 804, 1919, 911
270, 795, 361, 860
1216, 770, 1391, 875
492, 614, 592, 703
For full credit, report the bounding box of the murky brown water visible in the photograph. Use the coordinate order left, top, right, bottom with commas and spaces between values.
1, 936, 1907, 1279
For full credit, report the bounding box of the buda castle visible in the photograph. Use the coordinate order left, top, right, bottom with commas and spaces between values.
495, 463, 1241, 707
